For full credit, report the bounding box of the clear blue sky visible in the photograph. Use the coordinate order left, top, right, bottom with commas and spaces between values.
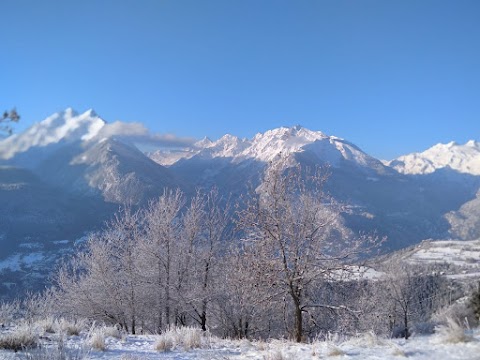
2, 0, 479, 160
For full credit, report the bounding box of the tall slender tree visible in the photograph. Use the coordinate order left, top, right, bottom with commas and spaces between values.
236, 160, 377, 342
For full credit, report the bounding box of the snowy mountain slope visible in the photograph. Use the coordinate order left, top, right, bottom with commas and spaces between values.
0, 108, 105, 166
158, 125, 387, 172
445, 194, 480, 240
0, 108, 181, 205
0, 165, 110, 300
387, 140, 480, 175
168, 125, 454, 249
240, 125, 377, 165
37, 138, 180, 204
377, 238, 480, 285
167, 125, 394, 193
385, 141, 480, 240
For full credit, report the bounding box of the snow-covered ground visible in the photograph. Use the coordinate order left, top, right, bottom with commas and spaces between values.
380, 239, 480, 281
408, 240, 480, 268
1, 326, 479, 360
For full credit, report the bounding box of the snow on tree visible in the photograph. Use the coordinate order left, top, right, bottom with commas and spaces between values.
235, 160, 379, 342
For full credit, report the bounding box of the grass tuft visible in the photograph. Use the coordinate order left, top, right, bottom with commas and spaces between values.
434, 317, 472, 344
0, 325, 37, 351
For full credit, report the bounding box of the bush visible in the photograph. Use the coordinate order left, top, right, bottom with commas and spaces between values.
0, 325, 37, 351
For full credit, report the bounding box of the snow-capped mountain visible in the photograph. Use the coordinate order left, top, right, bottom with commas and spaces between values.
2, 108, 480, 299
387, 140, 480, 175
0, 108, 106, 164
157, 125, 385, 170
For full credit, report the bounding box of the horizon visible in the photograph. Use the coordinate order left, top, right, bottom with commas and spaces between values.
3, 0, 480, 160
5, 106, 480, 162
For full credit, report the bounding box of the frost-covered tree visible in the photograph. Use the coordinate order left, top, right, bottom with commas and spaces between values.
183, 189, 231, 331
55, 207, 146, 334
381, 261, 450, 339
236, 161, 378, 342
55, 188, 233, 334
141, 189, 184, 330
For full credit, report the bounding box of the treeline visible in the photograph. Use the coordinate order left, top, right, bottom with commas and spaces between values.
43, 164, 472, 341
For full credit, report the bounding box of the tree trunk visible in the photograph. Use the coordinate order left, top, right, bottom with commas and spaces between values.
404, 311, 409, 340
294, 303, 303, 342
200, 300, 207, 331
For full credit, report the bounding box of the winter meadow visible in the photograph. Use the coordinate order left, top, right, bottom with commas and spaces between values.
3, 1, 480, 358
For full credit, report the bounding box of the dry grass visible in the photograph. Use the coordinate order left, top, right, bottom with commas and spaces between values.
88, 329, 106, 351
102, 325, 122, 339
58, 318, 87, 336
154, 335, 175, 352
263, 349, 289, 360
326, 343, 345, 357
154, 326, 206, 352
0, 325, 37, 351
434, 317, 473, 344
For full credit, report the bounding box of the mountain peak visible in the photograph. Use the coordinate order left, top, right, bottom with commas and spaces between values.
0, 108, 106, 160
389, 140, 480, 175
195, 136, 213, 148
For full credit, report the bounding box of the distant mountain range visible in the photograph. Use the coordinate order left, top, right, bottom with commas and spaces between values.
0, 108, 479, 298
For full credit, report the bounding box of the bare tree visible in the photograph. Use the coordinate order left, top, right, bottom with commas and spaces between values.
236, 161, 378, 342
142, 189, 185, 331
1, 108, 20, 135
184, 188, 231, 331
55, 207, 146, 334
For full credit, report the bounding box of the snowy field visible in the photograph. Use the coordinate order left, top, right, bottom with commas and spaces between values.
408, 240, 480, 268
1, 326, 479, 360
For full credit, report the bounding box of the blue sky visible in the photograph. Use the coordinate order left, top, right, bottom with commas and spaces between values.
2, 0, 479, 160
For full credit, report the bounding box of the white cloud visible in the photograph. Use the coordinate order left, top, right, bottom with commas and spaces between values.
93, 121, 196, 149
